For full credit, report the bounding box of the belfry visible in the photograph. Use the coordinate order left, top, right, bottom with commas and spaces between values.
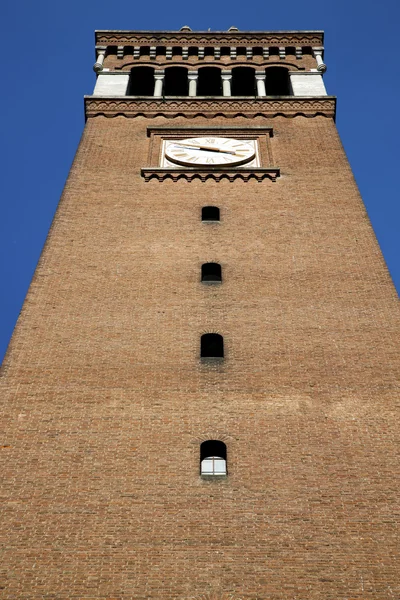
1, 27, 399, 599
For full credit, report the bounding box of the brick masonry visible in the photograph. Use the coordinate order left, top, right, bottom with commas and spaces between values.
1, 111, 399, 599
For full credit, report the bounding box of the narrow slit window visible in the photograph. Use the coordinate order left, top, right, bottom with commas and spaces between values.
201, 333, 224, 358
200, 440, 227, 476
202, 206, 220, 221
201, 263, 222, 283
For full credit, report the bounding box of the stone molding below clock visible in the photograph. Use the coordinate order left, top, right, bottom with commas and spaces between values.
140, 167, 280, 183
84, 97, 336, 119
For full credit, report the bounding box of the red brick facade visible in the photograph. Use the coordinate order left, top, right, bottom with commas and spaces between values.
1, 30, 399, 600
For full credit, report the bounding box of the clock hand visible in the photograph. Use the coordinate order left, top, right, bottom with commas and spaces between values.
172, 142, 238, 155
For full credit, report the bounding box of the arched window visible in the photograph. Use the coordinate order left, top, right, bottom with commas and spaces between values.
202, 206, 220, 221
200, 440, 227, 476
265, 67, 291, 96
201, 333, 224, 358
164, 67, 189, 96
231, 67, 256, 96
201, 263, 222, 283
128, 67, 154, 96
197, 67, 222, 96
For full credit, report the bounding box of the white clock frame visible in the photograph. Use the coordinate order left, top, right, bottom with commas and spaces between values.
161, 136, 260, 169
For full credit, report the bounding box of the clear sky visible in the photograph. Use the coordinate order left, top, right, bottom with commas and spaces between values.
1, 0, 399, 364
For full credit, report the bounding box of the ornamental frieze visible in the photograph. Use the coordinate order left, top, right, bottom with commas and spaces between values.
95, 31, 324, 47
84, 97, 336, 120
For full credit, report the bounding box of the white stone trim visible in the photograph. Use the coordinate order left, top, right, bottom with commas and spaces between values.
289, 71, 327, 96
93, 72, 129, 96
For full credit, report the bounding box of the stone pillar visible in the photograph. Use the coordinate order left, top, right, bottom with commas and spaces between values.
154, 70, 165, 97
313, 47, 327, 73
221, 70, 232, 97
93, 47, 106, 73
188, 71, 198, 97
255, 71, 266, 97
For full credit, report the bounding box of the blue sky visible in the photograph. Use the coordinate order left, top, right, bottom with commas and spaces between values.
1, 0, 399, 363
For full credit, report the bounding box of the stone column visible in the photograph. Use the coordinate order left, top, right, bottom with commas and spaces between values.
221, 70, 232, 97
188, 71, 198, 97
93, 47, 106, 73
313, 47, 327, 73
255, 71, 266, 97
154, 70, 165, 97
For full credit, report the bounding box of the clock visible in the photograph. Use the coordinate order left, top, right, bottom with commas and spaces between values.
163, 137, 256, 168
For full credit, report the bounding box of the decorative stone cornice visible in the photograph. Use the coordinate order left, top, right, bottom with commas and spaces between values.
95, 30, 324, 47
140, 167, 280, 183
84, 96, 336, 120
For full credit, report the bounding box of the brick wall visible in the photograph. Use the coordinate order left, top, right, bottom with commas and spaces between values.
1, 113, 399, 599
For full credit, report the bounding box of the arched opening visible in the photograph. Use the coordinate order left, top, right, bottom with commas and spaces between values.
231, 67, 256, 96
201, 333, 224, 358
128, 67, 154, 96
164, 67, 189, 96
200, 440, 227, 476
201, 263, 222, 283
197, 67, 222, 96
202, 206, 220, 221
265, 67, 291, 96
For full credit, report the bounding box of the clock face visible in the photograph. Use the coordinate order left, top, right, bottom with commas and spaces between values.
164, 137, 256, 168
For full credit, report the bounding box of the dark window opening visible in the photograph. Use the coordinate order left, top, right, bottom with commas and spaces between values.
286, 46, 296, 56
202, 206, 220, 221
201, 333, 224, 358
200, 440, 227, 476
220, 46, 230, 56
188, 47, 198, 56
172, 47, 181, 56
197, 67, 222, 96
204, 47, 214, 56
201, 263, 222, 283
156, 46, 166, 56
237, 47, 246, 56
164, 67, 189, 96
128, 67, 154, 96
141, 46, 150, 56
269, 47, 279, 56
302, 46, 313, 55
231, 67, 256, 96
265, 67, 291, 96
253, 47, 263, 56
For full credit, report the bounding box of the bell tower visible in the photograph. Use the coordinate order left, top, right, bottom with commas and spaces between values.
1, 27, 399, 600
